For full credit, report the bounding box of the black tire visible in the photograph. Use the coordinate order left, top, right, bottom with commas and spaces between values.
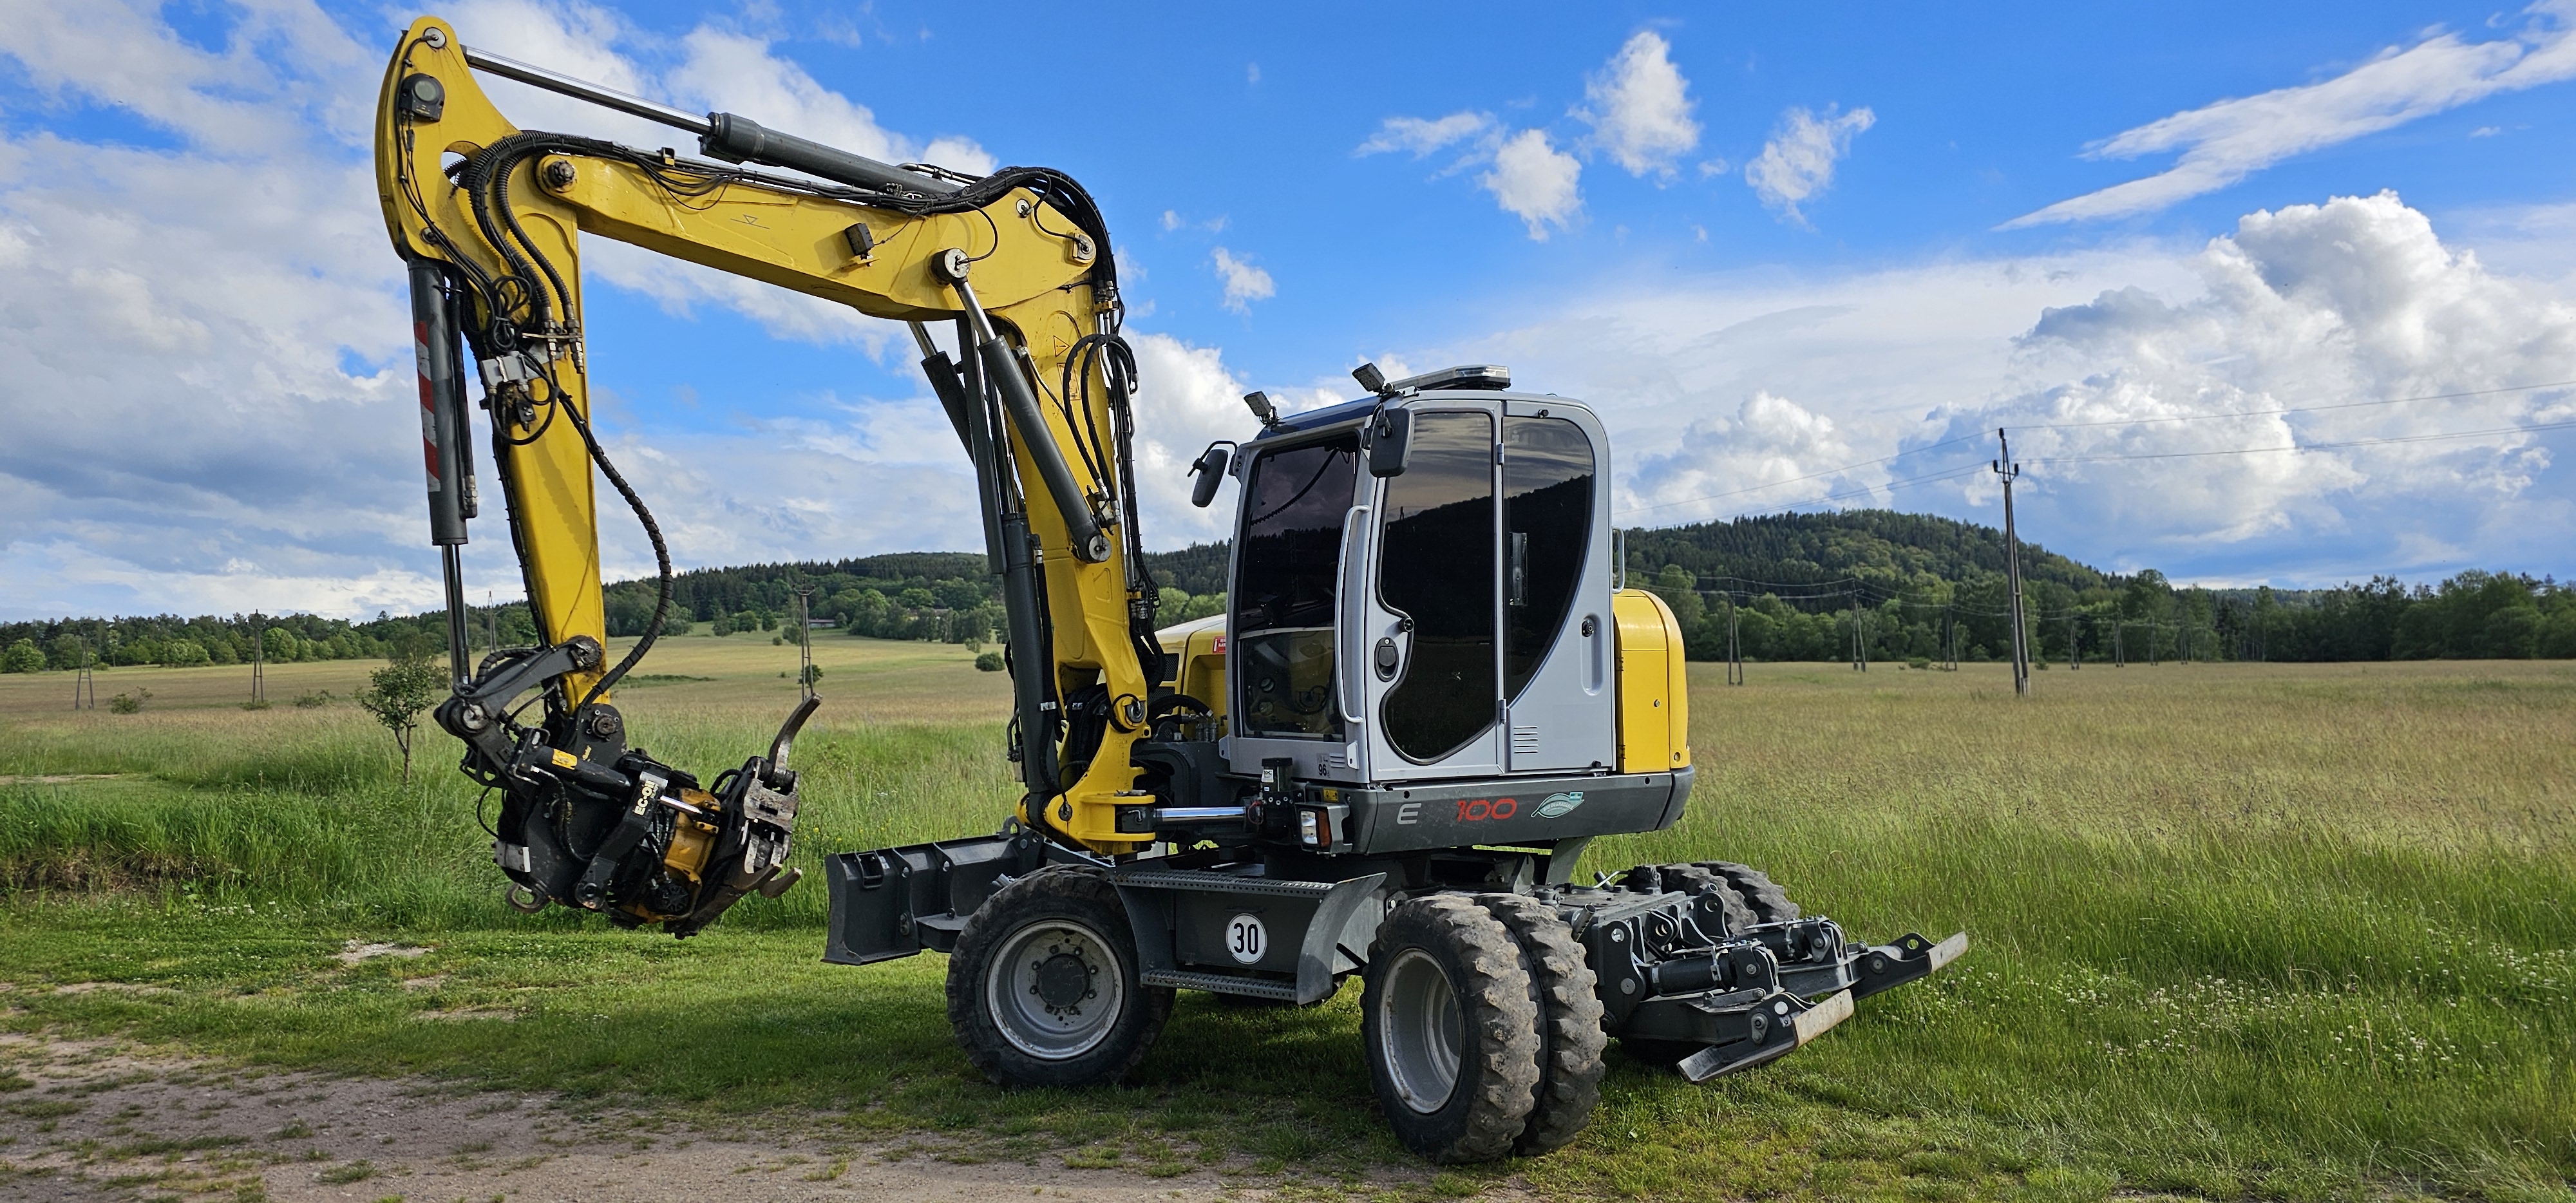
1618, 863, 1754, 934
1474, 894, 1606, 1155
1361, 895, 1542, 1163
1698, 861, 1801, 924
946, 867, 1173, 1088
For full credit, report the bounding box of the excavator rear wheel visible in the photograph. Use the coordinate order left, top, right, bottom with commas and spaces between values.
1361, 895, 1543, 1163
1619, 863, 1755, 934
947, 867, 1172, 1088
1697, 861, 1801, 924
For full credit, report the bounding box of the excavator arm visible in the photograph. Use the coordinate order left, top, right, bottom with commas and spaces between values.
375, 15, 1162, 934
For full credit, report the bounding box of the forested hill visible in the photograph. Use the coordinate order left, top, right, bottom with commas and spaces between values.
589, 510, 2100, 624
1618, 510, 2110, 594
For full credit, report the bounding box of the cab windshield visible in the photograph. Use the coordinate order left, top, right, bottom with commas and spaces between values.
1232, 433, 1359, 739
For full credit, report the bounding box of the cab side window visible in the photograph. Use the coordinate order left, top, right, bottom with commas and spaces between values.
1502, 415, 1594, 701
1377, 411, 1497, 762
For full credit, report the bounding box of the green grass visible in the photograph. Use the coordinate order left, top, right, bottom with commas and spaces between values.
0, 648, 2570, 1201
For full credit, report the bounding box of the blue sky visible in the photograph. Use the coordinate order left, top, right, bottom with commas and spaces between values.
0, 1, 2571, 620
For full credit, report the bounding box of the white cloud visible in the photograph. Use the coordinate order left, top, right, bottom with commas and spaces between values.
1356, 111, 1497, 158
1358, 111, 1578, 237
1969, 192, 2576, 551
1745, 104, 1876, 225
1481, 129, 1584, 240
1372, 193, 2573, 583
1209, 247, 1275, 314
0, 3, 436, 620
1126, 334, 1262, 547
2005, 3, 2576, 228
1577, 31, 1701, 179
1634, 393, 1859, 513
0, 0, 1022, 620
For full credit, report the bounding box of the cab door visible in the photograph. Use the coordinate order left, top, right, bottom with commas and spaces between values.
1358, 404, 1503, 782
1497, 401, 1615, 773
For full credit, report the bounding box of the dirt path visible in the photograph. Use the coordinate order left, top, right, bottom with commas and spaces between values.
0, 1035, 1450, 1202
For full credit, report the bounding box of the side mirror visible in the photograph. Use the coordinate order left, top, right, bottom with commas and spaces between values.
1367, 407, 1412, 478
1189, 444, 1231, 507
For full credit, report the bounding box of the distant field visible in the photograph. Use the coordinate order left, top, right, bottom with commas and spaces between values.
0, 640, 2568, 1202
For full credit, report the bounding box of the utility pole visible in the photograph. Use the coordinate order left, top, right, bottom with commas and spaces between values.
2112, 620, 2125, 667
1850, 592, 1866, 672
249, 614, 266, 705
1725, 596, 1745, 687
71, 634, 95, 710
2067, 613, 2080, 670
794, 587, 817, 699
1994, 430, 2031, 697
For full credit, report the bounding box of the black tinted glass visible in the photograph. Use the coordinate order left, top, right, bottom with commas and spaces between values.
1503, 416, 1594, 700
1378, 411, 1496, 762
1235, 435, 1359, 739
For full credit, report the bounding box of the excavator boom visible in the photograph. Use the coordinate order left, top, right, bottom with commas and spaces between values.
375, 15, 1164, 903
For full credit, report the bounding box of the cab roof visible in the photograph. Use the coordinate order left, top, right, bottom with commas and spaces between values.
1249, 389, 1591, 442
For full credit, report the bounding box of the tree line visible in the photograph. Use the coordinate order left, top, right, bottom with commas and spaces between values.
8, 514, 2567, 674
1622, 512, 2576, 664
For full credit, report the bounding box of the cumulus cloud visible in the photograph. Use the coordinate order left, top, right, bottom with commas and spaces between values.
0, 0, 1017, 620
2005, 3, 2576, 228
1629, 392, 1859, 514
1209, 247, 1275, 314
1745, 104, 1875, 225
1481, 129, 1584, 240
0, 3, 438, 620
1125, 334, 1263, 546
1965, 192, 2576, 554
1577, 31, 1701, 179
1378, 193, 2571, 582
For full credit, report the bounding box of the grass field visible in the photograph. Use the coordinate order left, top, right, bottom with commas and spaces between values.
1, 635, 2569, 1202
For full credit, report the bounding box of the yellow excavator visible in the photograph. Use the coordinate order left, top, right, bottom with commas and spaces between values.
375, 15, 1962, 1162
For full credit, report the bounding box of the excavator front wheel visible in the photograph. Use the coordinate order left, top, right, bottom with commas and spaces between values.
947, 867, 1172, 1088
1361, 895, 1544, 1163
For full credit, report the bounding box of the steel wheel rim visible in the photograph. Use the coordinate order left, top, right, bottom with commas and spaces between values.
1379, 947, 1463, 1113
985, 918, 1124, 1061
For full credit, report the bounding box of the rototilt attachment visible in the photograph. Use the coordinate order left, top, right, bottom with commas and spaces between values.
437, 644, 815, 936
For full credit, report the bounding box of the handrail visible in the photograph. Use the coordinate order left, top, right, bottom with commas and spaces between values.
1336, 504, 1372, 726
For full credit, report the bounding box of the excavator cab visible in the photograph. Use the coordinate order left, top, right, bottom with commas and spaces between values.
1220, 368, 1626, 785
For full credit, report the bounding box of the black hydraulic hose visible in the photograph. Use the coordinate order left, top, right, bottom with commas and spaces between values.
556, 395, 671, 712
